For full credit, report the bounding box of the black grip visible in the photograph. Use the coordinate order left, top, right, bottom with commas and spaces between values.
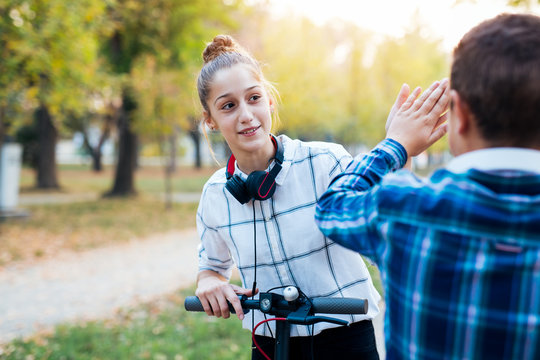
183, 296, 253, 314
311, 297, 368, 315
184, 296, 205, 311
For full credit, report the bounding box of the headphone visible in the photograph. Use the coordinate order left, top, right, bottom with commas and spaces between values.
225, 134, 284, 204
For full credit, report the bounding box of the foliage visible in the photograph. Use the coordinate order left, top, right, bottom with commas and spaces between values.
98, 0, 244, 194
229, 11, 449, 148
103, 0, 243, 137
1, 0, 108, 124
370, 26, 450, 150
2, 0, 454, 176
252, 17, 352, 141
0, 0, 27, 140
507, 0, 540, 7
131, 56, 195, 140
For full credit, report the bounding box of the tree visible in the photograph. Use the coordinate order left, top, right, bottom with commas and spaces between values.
0, 0, 31, 157
101, 0, 241, 197
2, 0, 107, 188
326, 22, 381, 147
64, 102, 117, 172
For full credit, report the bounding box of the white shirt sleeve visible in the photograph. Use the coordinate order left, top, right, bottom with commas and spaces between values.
196, 185, 234, 280
315, 141, 353, 181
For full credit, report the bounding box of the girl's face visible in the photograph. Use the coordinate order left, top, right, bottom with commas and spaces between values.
204, 63, 273, 159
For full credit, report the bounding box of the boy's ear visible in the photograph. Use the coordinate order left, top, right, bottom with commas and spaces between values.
451, 90, 472, 135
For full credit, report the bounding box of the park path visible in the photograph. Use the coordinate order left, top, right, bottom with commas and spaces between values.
0, 228, 200, 344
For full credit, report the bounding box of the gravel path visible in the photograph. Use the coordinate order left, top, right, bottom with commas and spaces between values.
0, 228, 199, 344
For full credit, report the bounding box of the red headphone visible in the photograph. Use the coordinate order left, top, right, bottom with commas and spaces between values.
225, 134, 284, 204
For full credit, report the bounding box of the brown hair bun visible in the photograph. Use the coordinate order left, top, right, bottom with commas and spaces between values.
202, 35, 245, 63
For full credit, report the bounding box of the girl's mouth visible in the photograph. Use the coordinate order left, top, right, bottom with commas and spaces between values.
238, 126, 260, 135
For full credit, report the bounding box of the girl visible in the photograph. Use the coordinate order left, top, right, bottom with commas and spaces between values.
195, 34, 381, 359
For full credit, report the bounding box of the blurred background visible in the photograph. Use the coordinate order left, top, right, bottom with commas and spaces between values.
0, 0, 539, 359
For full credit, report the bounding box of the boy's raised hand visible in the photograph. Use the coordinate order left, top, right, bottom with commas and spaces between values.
386, 79, 450, 158
386, 83, 411, 132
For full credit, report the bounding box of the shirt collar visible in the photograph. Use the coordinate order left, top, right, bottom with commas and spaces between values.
232, 134, 293, 185
233, 161, 248, 180
446, 147, 540, 174
274, 134, 293, 185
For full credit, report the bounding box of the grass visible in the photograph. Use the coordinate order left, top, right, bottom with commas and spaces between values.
0, 289, 252, 360
365, 259, 383, 297
19, 164, 217, 194
0, 197, 199, 265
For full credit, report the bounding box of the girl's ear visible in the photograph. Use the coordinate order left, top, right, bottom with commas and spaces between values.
268, 97, 274, 113
203, 111, 217, 130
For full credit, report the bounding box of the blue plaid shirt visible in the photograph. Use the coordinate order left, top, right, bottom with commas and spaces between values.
315, 139, 540, 360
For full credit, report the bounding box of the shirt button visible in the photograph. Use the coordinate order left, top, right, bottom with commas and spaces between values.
265, 215, 271, 222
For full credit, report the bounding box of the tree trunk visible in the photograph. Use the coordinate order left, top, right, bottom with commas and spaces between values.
0, 106, 5, 150
36, 104, 59, 189
82, 132, 103, 172
82, 126, 110, 172
188, 120, 202, 169
104, 91, 138, 197
168, 130, 177, 173
0, 107, 4, 182
82, 111, 115, 173
164, 138, 173, 210
90, 147, 103, 172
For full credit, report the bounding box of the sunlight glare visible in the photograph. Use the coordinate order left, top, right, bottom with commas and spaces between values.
264, 0, 539, 51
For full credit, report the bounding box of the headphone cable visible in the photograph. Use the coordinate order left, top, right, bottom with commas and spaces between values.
251, 201, 257, 333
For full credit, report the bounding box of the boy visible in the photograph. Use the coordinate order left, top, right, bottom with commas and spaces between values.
315, 13, 540, 360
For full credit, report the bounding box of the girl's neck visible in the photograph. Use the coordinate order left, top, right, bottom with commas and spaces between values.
234, 139, 276, 175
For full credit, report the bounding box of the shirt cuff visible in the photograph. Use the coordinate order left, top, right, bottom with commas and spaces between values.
377, 138, 408, 170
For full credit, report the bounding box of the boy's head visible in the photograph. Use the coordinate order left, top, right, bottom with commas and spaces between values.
449, 13, 540, 154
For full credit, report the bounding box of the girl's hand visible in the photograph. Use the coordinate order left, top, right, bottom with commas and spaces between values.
386, 79, 450, 158
195, 270, 257, 320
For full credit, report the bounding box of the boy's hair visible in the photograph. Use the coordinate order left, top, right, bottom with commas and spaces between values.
451, 13, 540, 147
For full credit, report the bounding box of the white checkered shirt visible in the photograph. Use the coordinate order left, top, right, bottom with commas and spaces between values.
196, 134, 381, 337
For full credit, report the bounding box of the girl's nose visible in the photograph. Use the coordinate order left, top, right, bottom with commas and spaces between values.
238, 102, 253, 123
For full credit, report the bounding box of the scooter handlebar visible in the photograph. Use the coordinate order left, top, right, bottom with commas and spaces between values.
184, 295, 368, 315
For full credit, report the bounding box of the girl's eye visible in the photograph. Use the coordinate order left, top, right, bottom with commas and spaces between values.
221, 102, 234, 110
250, 94, 261, 101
